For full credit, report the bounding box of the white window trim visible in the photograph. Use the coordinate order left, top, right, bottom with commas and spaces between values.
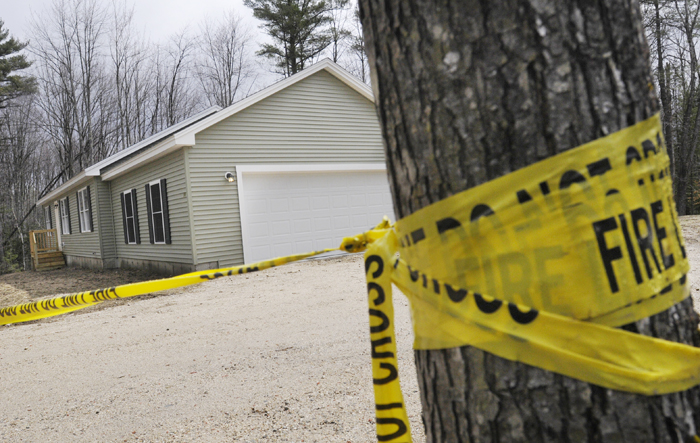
122, 189, 138, 244
77, 187, 92, 233
148, 179, 166, 244
59, 197, 70, 235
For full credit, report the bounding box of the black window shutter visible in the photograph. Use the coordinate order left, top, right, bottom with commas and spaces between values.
145, 184, 154, 244
86, 186, 93, 232
160, 178, 171, 244
66, 196, 72, 234
120, 193, 128, 244
132, 189, 141, 244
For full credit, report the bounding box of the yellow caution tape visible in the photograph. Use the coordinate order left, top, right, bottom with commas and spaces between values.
0, 249, 335, 326
397, 114, 687, 328
1, 113, 699, 442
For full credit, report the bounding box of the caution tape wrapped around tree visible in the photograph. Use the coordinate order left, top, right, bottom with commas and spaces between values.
0, 114, 698, 443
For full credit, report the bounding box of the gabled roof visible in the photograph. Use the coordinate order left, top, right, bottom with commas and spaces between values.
37, 107, 220, 206
37, 59, 373, 205
174, 58, 373, 140
85, 107, 221, 177
100, 59, 374, 181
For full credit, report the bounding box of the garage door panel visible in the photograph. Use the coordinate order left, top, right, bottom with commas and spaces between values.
269, 198, 290, 213
352, 214, 368, 228
291, 197, 310, 211
272, 242, 293, 257
248, 200, 268, 215
312, 196, 330, 210
313, 216, 331, 232
332, 215, 350, 230
248, 222, 270, 239
332, 195, 348, 208
367, 192, 385, 206
295, 239, 314, 251
293, 218, 312, 233
250, 244, 272, 259
313, 237, 335, 249
240, 170, 395, 263
271, 220, 291, 235
350, 194, 367, 208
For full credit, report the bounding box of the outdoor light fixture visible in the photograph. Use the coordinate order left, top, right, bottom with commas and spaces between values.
224, 172, 235, 183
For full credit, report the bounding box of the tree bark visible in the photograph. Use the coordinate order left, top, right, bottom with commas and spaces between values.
359, 0, 700, 441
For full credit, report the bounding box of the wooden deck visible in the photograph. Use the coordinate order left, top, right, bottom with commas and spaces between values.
29, 229, 65, 271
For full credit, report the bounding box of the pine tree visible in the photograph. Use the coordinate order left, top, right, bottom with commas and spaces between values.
0, 20, 35, 108
244, 0, 333, 76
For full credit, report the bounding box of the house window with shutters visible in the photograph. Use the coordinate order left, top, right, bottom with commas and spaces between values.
77, 187, 93, 233
120, 189, 140, 244
145, 179, 171, 244
59, 197, 71, 235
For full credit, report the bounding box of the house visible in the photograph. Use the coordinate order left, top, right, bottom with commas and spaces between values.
36, 59, 395, 274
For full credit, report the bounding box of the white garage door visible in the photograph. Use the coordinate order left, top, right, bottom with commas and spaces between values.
238, 166, 395, 264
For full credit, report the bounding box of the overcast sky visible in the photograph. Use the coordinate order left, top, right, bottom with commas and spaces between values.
3, 0, 260, 44
2, 0, 286, 88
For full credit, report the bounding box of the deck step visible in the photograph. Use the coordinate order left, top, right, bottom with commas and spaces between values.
38, 259, 66, 267
36, 265, 65, 271
33, 251, 65, 271
37, 251, 64, 258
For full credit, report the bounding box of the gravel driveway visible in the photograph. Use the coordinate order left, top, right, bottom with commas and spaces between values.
0, 255, 424, 442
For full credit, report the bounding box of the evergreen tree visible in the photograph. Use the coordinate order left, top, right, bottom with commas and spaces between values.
244, 0, 333, 76
0, 20, 35, 108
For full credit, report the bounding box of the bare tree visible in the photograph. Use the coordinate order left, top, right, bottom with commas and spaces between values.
196, 11, 255, 108
344, 4, 369, 83
0, 95, 51, 270
31, 0, 113, 177
326, 0, 351, 63
109, 0, 151, 150
151, 30, 202, 132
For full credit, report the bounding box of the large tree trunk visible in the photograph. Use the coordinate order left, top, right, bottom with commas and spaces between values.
359, 1, 700, 441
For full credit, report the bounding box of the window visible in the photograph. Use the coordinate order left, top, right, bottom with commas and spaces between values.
120, 189, 140, 244
59, 197, 71, 235
44, 206, 52, 230
145, 179, 171, 244
76, 187, 93, 233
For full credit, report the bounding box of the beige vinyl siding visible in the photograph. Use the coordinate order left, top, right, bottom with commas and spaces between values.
110, 149, 194, 264
94, 179, 117, 261
190, 70, 385, 267
59, 179, 101, 258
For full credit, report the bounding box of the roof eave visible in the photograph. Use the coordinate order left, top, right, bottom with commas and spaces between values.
84, 106, 220, 176
100, 134, 193, 181
36, 171, 91, 207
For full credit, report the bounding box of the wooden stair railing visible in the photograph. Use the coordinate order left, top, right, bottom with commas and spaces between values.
29, 229, 64, 271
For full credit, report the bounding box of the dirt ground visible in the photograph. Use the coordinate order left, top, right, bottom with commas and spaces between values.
0, 217, 699, 442
0, 267, 174, 322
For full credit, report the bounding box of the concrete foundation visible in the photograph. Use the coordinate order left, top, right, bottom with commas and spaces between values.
116, 258, 219, 276
64, 255, 219, 277
65, 255, 109, 269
